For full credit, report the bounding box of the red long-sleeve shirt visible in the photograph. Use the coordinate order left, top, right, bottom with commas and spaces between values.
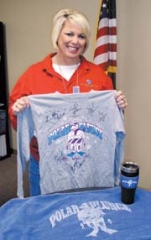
9, 53, 113, 160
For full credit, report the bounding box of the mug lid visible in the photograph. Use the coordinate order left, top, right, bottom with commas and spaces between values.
121, 162, 139, 173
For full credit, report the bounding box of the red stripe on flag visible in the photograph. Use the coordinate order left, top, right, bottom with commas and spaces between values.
97, 26, 116, 37
94, 43, 117, 56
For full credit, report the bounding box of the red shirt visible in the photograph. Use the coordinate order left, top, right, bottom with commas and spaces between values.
9, 53, 113, 160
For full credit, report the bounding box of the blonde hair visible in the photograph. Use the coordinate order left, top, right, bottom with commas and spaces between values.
51, 8, 91, 53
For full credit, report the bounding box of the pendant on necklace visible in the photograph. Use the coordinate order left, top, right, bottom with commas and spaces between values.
73, 86, 80, 93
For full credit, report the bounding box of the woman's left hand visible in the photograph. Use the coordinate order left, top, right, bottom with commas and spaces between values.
115, 90, 128, 110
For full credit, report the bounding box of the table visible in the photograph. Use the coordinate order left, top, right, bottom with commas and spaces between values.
0, 187, 151, 239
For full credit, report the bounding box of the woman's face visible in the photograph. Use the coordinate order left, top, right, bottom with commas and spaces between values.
57, 19, 87, 62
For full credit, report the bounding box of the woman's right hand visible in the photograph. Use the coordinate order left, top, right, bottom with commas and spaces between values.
12, 96, 30, 115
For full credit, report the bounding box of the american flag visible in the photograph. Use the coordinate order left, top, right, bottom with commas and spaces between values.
94, 0, 117, 88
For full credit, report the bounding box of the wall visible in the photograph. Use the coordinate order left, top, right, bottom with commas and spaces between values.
0, 0, 151, 189
117, 0, 151, 189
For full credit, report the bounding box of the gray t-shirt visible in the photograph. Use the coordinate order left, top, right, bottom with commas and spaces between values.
17, 90, 125, 197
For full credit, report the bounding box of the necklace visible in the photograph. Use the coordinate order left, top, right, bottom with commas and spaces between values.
54, 56, 80, 93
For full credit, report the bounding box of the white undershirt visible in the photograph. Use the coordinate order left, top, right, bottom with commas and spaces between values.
53, 63, 79, 81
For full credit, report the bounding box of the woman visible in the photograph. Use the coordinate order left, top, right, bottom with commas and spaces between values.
9, 8, 127, 196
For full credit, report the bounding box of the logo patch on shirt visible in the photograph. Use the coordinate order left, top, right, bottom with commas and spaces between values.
86, 79, 92, 85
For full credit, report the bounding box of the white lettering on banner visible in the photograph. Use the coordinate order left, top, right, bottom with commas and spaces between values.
49, 200, 131, 230
50, 205, 80, 227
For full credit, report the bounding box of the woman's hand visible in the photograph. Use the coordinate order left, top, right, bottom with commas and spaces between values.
12, 96, 30, 115
115, 90, 128, 110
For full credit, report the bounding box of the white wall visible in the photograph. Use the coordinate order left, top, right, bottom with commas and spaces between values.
0, 0, 151, 189
117, 0, 151, 189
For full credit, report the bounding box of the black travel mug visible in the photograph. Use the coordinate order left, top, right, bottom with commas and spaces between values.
120, 162, 139, 204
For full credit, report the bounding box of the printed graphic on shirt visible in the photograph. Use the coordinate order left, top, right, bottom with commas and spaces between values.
45, 99, 106, 175
48, 121, 103, 173
49, 200, 131, 238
